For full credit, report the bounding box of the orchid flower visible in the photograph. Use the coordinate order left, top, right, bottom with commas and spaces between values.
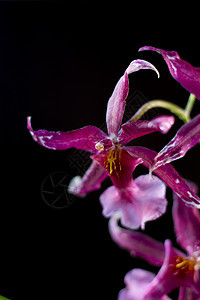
109, 181, 200, 299
28, 59, 200, 229
139, 46, 200, 100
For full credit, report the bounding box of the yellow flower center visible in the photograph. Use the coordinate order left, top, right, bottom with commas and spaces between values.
175, 256, 195, 274
104, 147, 122, 175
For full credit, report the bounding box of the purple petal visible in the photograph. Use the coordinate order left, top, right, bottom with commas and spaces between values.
144, 240, 186, 298
178, 287, 200, 300
109, 212, 165, 266
118, 268, 156, 300
139, 46, 200, 99
106, 59, 159, 137
118, 115, 175, 145
27, 116, 107, 153
173, 181, 200, 255
68, 161, 108, 197
100, 174, 167, 229
125, 146, 200, 208
151, 114, 200, 171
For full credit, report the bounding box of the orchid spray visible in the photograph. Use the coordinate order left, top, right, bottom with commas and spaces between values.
28, 48, 200, 298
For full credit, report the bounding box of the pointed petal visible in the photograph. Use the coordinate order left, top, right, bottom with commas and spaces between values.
109, 212, 165, 266
99, 174, 167, 229
68, 161, 108, 197
151, 114, 200, 171
139, 46, 200, 99
172, 181, 200, 255
106, 59, 159, 137
118, 115, 175, 145
126, 59, 160, 78
27, 117, 107, 153
125, 146, 200, 208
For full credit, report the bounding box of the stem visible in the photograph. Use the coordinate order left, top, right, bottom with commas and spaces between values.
129, 100, 191, 123
0, 296, 10, 300
184, 93, 196, 118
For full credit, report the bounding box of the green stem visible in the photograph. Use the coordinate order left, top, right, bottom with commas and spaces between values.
129, 100, 191, 123
184, 93, 196, 118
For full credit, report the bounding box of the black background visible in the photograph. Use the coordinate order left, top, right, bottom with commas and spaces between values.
0, 1, 200, 299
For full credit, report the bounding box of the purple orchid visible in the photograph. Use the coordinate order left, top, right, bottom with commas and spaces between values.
28, 59, 200, 229
109, 181, 200, 299
139, 46, 200, 100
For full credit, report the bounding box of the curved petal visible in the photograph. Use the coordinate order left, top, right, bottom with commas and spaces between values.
151, 114, 200, 171
27, 117, 107, 153
68, 161, 108, 197
109, 212, 165, 266
124, 146, 200, 208
100, 174, 167, 229
118, 115, 175, 145
139, 46, 200, 100
144, 240, 188, 298
118, 269, 156, 300
106, 59, 159, 137
172, 181, 200, 256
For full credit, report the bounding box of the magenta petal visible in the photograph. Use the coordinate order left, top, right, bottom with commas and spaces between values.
100, 174, 167, 229
118, 115, 175, 145
106, 71, 129, 137
118, 269, 156, 300
173, 181, 200, 256
126, 59, 159, 78
109, 212, 165, 266
151, 114, 200, 171
139, 46, 200, 99
106, 59, 159, 137
144, 240, 185, 298
125, 146, 200, 208
178, 287, 200, 300
68, 161, 108, 197
27, 117, 107, 153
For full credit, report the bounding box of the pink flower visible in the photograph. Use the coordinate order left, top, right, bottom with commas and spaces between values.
28, 59, 200, 229
109, 181, 200, 299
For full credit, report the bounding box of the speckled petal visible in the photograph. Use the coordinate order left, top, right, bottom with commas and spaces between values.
151, 114, 200, 171
125, 146, 200, 208
106, 59, 159, 137
172, 181, 200, 256
139, 46, 200, 100
118, 115, 175, 145
68, 161, 108, 197
27, 116, 107, 153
